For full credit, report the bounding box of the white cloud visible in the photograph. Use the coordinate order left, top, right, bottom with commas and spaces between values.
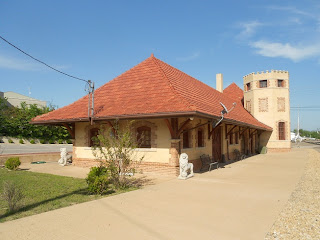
288, 17, 302, 25
250, 40, 320, 61
0, 55, 42, 71
237, 21, 263, 39
266, 6, 314, 18
176, 52, 200, 62
0, 54, 69, 71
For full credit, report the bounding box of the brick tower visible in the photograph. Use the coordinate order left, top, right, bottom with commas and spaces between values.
243, 70, 291, 151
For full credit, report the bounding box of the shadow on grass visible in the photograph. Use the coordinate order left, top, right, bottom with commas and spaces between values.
0, 176, 150, 221
0, 187, 100, 220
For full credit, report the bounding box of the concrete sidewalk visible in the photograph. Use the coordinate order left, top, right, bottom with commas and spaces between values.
0, 149, 308, 240
19, 161, 90, 179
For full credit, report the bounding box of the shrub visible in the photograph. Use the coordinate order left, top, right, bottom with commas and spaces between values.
86, 166, 110, 194
58, 139, 64, 144
5, 157, 21, 170
19, 139, 24, 144
40, 139, 46, 144
1, 181, 24, 212
66, 139, 72, 144
92, 120, 142, 189
8, 139, 14, 143
30, 139, 36, 144
48, 139, 55, 144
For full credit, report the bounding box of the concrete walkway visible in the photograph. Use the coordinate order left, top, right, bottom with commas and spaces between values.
19, 161, 90, 179
0, 149, 308, 240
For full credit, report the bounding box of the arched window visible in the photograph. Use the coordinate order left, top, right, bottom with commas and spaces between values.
197, 129, 204, 147
137, 126, 151, 148
89, 128, 100, 147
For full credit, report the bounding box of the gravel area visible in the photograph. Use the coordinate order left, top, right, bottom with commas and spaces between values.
265, 149, 320, 240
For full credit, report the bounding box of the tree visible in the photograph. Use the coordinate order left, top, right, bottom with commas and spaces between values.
0, 98, 71, 141
293, 128, 320, 139
92, 120, 144, 189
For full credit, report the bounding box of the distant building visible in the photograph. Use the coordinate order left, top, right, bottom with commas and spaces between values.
0, 91, 46, 108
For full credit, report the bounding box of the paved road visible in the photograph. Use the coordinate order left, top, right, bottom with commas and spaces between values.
0, 143, 73, 155
0, 148, 308, 240
292, 141, 320, 152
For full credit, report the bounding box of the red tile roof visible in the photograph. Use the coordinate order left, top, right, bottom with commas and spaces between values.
32, 55, 271, 130
224, 82, 244, 103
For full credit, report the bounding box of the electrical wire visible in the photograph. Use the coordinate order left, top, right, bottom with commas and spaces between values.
291, 106, 320, 109
0, 35, 88, 83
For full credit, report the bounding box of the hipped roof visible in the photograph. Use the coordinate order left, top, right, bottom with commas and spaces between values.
32, 54, 271, 131
223, 82, 244, 103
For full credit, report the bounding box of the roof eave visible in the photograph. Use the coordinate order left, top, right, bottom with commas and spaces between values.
31, 118, 90, 125
31, 111, 272, 131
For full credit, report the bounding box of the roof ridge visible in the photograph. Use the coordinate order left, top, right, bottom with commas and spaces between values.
151, 56, 194, 111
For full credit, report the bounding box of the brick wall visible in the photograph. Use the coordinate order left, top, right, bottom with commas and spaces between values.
72, 158, 180, 176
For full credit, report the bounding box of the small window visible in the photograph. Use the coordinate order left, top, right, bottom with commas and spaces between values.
197, 129, 204, 147
137, 126, 151, 148
278, 79, 284, 87
278, 122, 285, 140
235, 132, 239, 144
183, 131, 190, 149
259, 80, 267, 88
246, 83, 251, 91
89, 128, 100, 147
246, 100, 252, 113
229, 132, 234, 144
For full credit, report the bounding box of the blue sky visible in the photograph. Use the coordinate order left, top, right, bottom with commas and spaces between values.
1, 0, 319, 131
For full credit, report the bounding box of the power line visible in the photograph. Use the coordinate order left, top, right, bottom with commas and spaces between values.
0, 35, 95, 121
0, 35, 88, 83
291, 106, 320, 109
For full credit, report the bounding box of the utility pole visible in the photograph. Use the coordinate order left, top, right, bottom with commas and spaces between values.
297, 108, 300, 138
86, 80, 95, 125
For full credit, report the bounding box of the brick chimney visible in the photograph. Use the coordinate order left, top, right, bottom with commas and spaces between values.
216, 73, 223, 92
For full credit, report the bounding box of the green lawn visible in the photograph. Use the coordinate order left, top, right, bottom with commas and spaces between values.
0, 168, 132, 222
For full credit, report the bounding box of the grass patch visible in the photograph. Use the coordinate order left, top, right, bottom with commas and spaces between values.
0, 168, 136, 222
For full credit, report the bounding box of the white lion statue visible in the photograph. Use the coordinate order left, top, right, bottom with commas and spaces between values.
58, 148, 70, 166
178, 153, 194, 179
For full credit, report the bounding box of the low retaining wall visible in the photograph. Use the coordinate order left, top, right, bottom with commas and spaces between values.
73, 158, 180, 176
0, 152, 69, 165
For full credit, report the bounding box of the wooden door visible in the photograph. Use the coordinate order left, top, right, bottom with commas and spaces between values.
212, 127, 222, 162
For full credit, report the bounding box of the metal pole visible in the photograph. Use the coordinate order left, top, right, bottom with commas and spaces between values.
87, 80, 91, 119
91, 81, 94, 117
91, 81, 94, 125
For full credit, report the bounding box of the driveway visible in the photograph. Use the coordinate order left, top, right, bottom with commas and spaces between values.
0, 148, 308, 240
0, 143, 72, 155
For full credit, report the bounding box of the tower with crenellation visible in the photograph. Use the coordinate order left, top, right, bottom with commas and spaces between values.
243, 70, 291, 151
